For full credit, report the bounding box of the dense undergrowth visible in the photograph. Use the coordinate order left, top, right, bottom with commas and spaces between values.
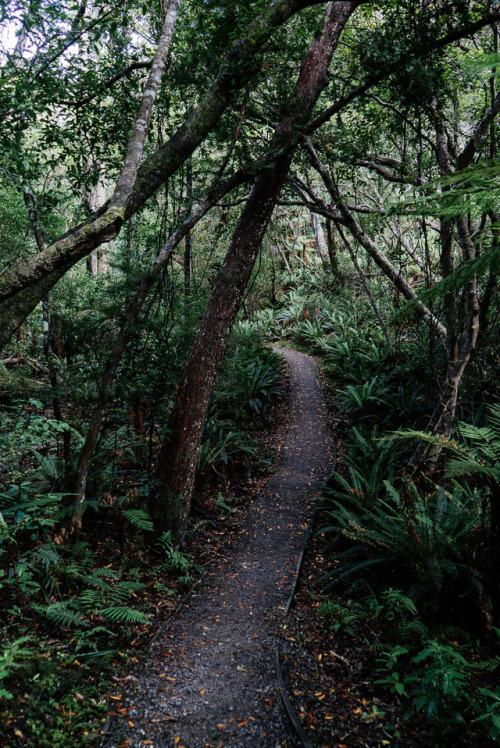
0, 300, 286, 745
1, 250, 500, 745
249, 267, 500, 745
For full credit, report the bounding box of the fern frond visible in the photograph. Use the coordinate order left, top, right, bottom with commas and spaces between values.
44, 602, 86, 628
122, 509, 154, 532
99, 606, 149, 624
29, 545, 64, 571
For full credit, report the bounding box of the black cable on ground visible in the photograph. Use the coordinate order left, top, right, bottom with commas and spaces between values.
275, 649, 314, 748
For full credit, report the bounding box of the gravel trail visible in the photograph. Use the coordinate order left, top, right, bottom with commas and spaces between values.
103, 348, 335, 747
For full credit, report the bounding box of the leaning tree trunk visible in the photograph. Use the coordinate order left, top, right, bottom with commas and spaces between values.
70, 169, 253, 529
149, 0, 359, 545
0, 0, 327, 353
408, 118, 482, 473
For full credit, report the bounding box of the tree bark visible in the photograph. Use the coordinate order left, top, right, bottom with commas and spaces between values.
326, 218, 341, 276
149, 0, 360, 545
310, 211, 330, 267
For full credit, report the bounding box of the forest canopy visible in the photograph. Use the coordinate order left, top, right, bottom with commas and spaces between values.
1, 0, 500, 744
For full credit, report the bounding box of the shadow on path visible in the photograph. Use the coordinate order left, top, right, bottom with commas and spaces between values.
104, 348, 335, 747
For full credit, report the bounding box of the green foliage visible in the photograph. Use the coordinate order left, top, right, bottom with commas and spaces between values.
121, 508, 154, 532
0, 636, 32, 699
395, 404, 500, 503
475, 687, 500, 739
216, 339, 284, 420
325, 428, 400, 506
341, 376, 390, 419
412, 640, 469, 721
318, 597, 366, 637
156, 530, 193, 584
197, 418, 256, 475
0, 401, 81, 489
322, 475, 483, 599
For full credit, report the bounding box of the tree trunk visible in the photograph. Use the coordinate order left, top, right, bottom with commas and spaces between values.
149, 0, 359, 545
184, 159, 192, 299
408, 118, 482, 472
70, 169, 253, 529
310, 211, 330, 267
326, 218, 341, 276
0, 0, 327, 352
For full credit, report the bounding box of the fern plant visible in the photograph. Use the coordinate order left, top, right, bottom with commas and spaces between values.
121, 508, 154, 532
318, 598, 366, 636
197, 419, 256, 475
157, 530, 194, 584
0, 636, 32, 699
341, 376, 391, 420
394, 404, 500, 485
325, 428, 400, 505
321, 478, 483, 600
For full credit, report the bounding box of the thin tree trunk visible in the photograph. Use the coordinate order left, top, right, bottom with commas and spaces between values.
304, 137, 447, 339
276, 240, 293, 277
184, 159, 192, 299
110, 0, 182, 211
337, 224, 393, 354
326, 218, 341, 277
149, 1, 359, 545
310, 211, 330, 267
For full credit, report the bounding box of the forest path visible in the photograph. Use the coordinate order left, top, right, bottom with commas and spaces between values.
104, 348, 335, 747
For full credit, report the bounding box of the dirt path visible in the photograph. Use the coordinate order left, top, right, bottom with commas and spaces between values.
104, 348, 335, 747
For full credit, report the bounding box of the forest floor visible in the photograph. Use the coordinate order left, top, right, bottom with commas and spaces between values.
5, 347, 494, 746
101, 348, 337, 747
